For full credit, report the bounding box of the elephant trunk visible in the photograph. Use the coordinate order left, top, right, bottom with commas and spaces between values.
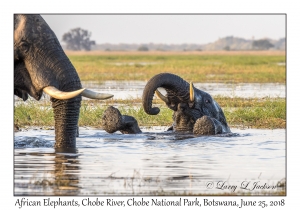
142, 73, 190, 115
51, 94, 81, 152
46, 54, 82, 151
32, 39, 83, 151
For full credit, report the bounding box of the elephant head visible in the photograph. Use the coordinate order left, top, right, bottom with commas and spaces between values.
102, 106, 142, 134
14, 14, 113, 151
142, 73, 230, 135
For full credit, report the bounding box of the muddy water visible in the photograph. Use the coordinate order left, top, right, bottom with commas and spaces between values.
14, 127, 285, 195
81, 81, 285, 99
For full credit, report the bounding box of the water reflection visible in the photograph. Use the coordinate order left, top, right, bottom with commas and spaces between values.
14, 149, 80, 196
52, 153, 80, 195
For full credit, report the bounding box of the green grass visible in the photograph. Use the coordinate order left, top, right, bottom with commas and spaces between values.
14, 101, 54, 127
67, 53, 286, 83
218, 97, 286, 129
14, 97, 286, 129
14, 53, 286, 129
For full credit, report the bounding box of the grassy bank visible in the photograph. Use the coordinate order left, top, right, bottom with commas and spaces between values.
14, 52, 286, 129
14, 97, 286, 129
66, 52, 286, 83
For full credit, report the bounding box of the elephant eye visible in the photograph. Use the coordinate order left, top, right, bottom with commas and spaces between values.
205, 99, 211, 104
20, 41, 30, 53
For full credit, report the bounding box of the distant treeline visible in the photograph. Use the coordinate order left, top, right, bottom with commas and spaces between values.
62, 36, 286, 51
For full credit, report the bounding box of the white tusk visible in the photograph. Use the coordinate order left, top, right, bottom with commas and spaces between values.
190, 82, 195, 102
43, 86, 85, 100
155, 90, 169, 103
81, 89, 114, 100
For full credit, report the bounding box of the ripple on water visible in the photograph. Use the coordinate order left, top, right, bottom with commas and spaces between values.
14, 127, 285, 195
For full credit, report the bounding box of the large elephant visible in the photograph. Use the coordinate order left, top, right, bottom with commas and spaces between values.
142, 73, 231, 135
14, 14, 113, 151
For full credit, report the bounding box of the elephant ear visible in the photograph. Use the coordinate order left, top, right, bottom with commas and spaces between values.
122, 115, 140, 129
124, 121, 136, 127
122, 115, 137, 127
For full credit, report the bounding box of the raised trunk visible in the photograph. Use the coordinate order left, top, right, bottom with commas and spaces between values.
142, 73, 190, 115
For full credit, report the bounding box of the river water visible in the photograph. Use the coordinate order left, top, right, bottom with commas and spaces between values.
14, 81, 285, 103
81, 81, 286, 99
14, 127, 285, 196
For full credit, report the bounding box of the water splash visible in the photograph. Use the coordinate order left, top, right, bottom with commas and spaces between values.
14, 137, 54, 148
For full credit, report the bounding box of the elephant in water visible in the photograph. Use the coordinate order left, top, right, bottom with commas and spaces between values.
14, 14, 113, 152
101, 73, 230, 136
102, 106, 142, 134
142, 73, 231, 135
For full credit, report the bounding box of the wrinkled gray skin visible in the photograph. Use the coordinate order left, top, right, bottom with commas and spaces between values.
14, 61, 39, 101
142, 73, 230, 135
14, 14, 82, 152
102, 106, 142, 134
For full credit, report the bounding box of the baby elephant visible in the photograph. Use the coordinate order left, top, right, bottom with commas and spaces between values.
102, 106, 142, 134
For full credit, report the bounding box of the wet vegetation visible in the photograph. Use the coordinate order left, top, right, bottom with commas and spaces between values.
14, 96, 286, 129
67, 52, 286, 83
